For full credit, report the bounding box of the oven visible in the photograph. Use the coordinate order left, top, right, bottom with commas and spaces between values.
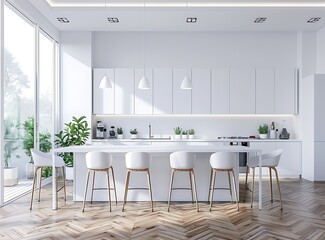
230, 141, 249, 173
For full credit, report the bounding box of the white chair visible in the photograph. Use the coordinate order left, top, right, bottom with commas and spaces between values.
167, 151, 199, 212
122, 152, 153, 212
30, 149, 66, 210
244, 149, 283, 210
208, 152, 239, 211
82, 152, 117, 212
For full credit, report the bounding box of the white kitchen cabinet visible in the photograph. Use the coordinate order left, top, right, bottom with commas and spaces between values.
173, 68, 192, 114
314, 77, 325, 141
229, 68, 255, 114
153, 69, 172, 114
192, 69, 211, 114
211, 68, 230, 114
115, 68, 135, 115
315, 142, 325, 181
256, 68, 275, 114
249, 141, 301, 178
275, 68, 295, 114
135, 68, 153, 114
93, 68, 115, 114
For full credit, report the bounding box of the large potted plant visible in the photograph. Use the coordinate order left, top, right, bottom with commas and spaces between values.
3, 141, 20, 186
55, 116, 90, 180
22, 117, 52, 178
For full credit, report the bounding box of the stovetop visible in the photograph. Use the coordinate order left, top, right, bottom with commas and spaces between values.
218, 136, 249, 139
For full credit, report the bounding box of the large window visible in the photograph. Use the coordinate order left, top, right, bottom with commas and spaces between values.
1, 4, 58, 205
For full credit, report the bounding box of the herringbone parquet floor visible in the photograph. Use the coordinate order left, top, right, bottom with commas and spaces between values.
0, 178, 325, 240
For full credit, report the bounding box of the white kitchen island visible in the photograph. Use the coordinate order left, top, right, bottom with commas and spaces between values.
52, 141, 262, 210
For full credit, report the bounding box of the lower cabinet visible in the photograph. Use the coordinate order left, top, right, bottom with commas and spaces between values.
249, 141, 301, 178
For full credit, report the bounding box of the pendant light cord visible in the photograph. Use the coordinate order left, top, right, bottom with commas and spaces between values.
143, 0, 146, 73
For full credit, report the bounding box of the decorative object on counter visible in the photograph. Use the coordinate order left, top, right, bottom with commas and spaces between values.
258, 124, 268, 139
96, 121, 105, 139
174, 127, 182, 139
109, 126, 117, 139
270, 121, 276, 139
181, 130, 188, 139
130, 128, 138, 139
279, 120, 290, 139
117, 127, 123, 139
55, 116, 91, 180
188, 129, 195, 139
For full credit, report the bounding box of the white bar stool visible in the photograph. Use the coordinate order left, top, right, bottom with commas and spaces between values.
208, 152, 239, 211
82, 152, 117, 212
167, 151, 199, 212
244, 149, 283, 210
30, 149, 66, 210
122, 152, 153, 212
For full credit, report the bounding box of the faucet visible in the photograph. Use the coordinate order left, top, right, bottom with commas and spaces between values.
149, 124, 152, 139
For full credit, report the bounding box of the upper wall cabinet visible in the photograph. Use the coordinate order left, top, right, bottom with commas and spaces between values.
173, 69, 192, 114
153, 69, 173, 114
256, 68, 275, 114
192, 69, 211, 114
135, 68, 153, 114
211, 68, 230, 114
115, 68, 135, 115
230, 68, 255, 114
93, 68, 115, 114
275, 68, 296, 114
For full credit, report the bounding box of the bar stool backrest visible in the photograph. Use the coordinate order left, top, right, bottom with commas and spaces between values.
210, 152, 236, 169
170, 151, 195, 169
31, 149, 64, 167
85, 152, 112, 169
248, 149, 283, 167
125, 152, 150, 169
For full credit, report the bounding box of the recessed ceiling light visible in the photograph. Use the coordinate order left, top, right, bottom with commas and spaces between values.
57, 17, 69, 23
254, 17, 267, 23
108, 17, 119, 23
307, 17, 321, 23
186, 17, 197, 23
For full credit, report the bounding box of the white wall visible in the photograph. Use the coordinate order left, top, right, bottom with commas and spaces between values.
93, 31, 298, 68
317, 26, 325, 73
60, 32, 92, 129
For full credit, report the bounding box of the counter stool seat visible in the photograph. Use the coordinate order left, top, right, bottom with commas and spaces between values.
82, 152, 117, 212
208, 152, 239, 211
122, 152, 153, 212
167, 151, 199, 212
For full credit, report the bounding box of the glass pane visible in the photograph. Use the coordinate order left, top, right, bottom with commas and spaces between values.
3, 5, 35, 202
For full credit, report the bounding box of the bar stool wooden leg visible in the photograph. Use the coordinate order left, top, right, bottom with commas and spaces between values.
231, 169, 239, 211
209, 169, 216, 211
82, 170, 91, 212
269, 167, 273, 203
189, 171, 194, 203
30, 167, 39, 210
111, 166, 118, 204
107, 170, 112, 212
122, 170, 131, 212
56, 168, 59, 204
91, 171, 96, 204
251, 167, 255, 208
208, 168, 213, 202
191, 170, 199, 212
167, 169, 175, 212
147, 169, 154, 212
228, 171, 233, 203
243, 166, 249, 203
62, 167, 67, 201
38, 167, 43, 202
273, 167, 283, 210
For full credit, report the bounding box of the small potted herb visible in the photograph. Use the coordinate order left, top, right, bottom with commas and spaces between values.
130, 128, 138, 139
182, 130, 188, 139
174, 127, 182, 139
188, 129, 195, 139
117, 127, 123, 139
258, 124, 269, 139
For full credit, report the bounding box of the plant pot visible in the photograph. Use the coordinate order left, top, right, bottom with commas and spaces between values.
259, 133, 268, 139
130, 134, 138, 139
188, 134, 195, 139
174, 134, 181, 139
4, 167, 18, 186
26, 162, 34, 179
65, 166, 74, 180
117, 134, 123, 139
181, 134, 188, 139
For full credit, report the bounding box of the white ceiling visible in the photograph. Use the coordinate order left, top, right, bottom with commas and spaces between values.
28, 0, 325, 31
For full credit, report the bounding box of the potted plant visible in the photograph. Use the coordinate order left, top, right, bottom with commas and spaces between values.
182, 130, 188, 139
130, 128, 138, 139
3, 141, 19, 186
188, 129, 195, 139
55, 116, 90, 180
117, 127, 123, 139
258, 124, 269, 139
174, 127, 182, 139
